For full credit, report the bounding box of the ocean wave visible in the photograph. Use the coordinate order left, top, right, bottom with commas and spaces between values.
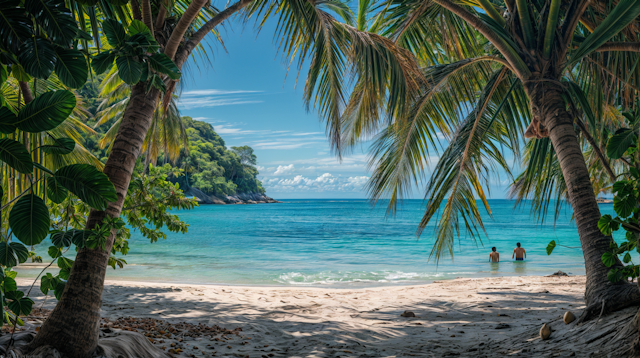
274, 270, 477, 285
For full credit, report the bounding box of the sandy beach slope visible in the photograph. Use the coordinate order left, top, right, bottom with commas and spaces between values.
15, 275, 637, 357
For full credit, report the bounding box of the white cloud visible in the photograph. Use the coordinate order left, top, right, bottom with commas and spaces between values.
274, 164, 295, 175
178, 89, 264, 109
182, 89, 262, 96
263, 173, 370, 193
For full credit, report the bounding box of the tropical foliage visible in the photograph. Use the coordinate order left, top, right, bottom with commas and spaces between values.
174, 117, 264, 196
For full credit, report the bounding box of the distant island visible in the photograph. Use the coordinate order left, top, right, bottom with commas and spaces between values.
173, 117, 279, 205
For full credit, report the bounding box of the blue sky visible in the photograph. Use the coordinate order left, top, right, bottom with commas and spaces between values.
177, 17, 512, 199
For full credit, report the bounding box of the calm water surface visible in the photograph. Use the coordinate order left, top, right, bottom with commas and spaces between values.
20, 199, 622, 287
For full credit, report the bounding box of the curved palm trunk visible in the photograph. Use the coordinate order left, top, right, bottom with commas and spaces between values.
526, 82, 640, 319
25, 84, 161, 357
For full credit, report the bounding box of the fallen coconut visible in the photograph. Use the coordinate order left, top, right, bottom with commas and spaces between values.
540, 323, 551, 340
563, 311, 576, 324
400, 311, 416, 317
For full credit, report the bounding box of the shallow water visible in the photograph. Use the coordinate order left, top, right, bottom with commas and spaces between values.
20, 199, 623, 287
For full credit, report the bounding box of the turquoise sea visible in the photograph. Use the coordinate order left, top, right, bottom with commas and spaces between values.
20, 200, 621, 287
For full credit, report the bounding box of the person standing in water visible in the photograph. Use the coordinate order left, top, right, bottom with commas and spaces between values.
512, 242, 526, 261
489, 247, 499, 262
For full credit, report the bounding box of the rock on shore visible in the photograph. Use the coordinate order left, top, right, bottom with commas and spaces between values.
185, 187, 281, 205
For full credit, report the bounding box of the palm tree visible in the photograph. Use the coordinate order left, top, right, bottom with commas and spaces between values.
27, 0, 403, 355
93, 67, 189, 168
330, 0, 640, 321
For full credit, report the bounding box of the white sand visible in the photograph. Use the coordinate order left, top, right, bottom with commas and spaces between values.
17, 275, 637, 357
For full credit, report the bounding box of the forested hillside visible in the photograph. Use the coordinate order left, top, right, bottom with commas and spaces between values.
78, 76, 266, 199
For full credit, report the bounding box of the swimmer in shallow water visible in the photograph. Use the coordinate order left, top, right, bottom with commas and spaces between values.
512, 242, 526, 261
489, 247, 499, 262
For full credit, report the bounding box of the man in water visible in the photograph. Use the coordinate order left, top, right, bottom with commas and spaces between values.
489, 247, 499, 262
512, 242, 526, 261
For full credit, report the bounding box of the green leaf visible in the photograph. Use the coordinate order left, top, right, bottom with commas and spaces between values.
0, 138, 34, 174
0, 242, 29, 267
0, 107, 17, 134
2, 277, 16, 292
102, 19, 127, 47
607, 129, 636, 159
50, 230, 75, 248
53, 278, 65, 299
70, 230, 92, 247
91, 51, 115, 74
46, 176, 68, 204
147, 53, 181, 80
570, 0, 640, 64
631, 167, 640, 179
147, 74, 166, 93
8, 194, 51, 245
602, 251, 617, 267
5, 290, 33, 316
598, 214, 620, 235
128, 20, 150, 36
0, 1, 32, 53
614, 193, 636, 218
47, 246, 61, 259
41, 138, 75, 155
624, 252, 632, 263
10, 64, 31, 82
24, 0, 78, 47
546, 240, 556, 255
0, 65, 7, 86
54, 164, 117, 210
18, 37, 56, 79
116, 56, 142, 85
16, 90, 76, 132
58, 268, 70, 281
54, 48, 87, 88
607, 268, 622, 283
57, 257, 73, 270
40, 273, 55, 295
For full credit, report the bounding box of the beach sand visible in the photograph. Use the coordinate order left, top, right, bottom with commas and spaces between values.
15, 275, 637, 357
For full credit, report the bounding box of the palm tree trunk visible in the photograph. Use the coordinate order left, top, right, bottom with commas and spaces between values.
526, 81, 640, 320
25, 84, 161, 357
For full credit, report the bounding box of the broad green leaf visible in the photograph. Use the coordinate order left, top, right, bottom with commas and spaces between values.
24, 0, 77, 46
10, 64, 31, 82
0, 242, 28, 267
41, 137, 75, 155
71, 230, 92, 247
57, 256, 73, 270
0, 107, 17, 134
47, 246, 61, 259
16, 90, 76, 132
3, 277, 16, 292
0, 138, 33, 174
614, 193, 636, 218
546, 240, 556, 255
598, 215, 620, 235
40, 273, 55, 295
18, 37, 56, 79
128, 20, 150, 35
53, 279, 65, 299
147, 53, 181, 80
54, 48, 87, 88
624, 252, 632, 263
607, 129, 636, 159
91, 51, 115, 74
602, 251, 617, 267
607, 268, 622, 283
570, 0, 640, 64
116, 56, 142, 85
5, 290, 33, 316
8, 194, 50, 245
46, 176, 68, 203
53, 164, 117, 210
58, 268, 70, 280
0, 1, 32, 52
102, 19, 127, 47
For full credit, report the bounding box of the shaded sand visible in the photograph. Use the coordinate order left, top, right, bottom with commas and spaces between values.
15, 275, 638, 357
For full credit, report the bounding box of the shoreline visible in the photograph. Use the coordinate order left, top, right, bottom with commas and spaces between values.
17, 274, 628, 357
